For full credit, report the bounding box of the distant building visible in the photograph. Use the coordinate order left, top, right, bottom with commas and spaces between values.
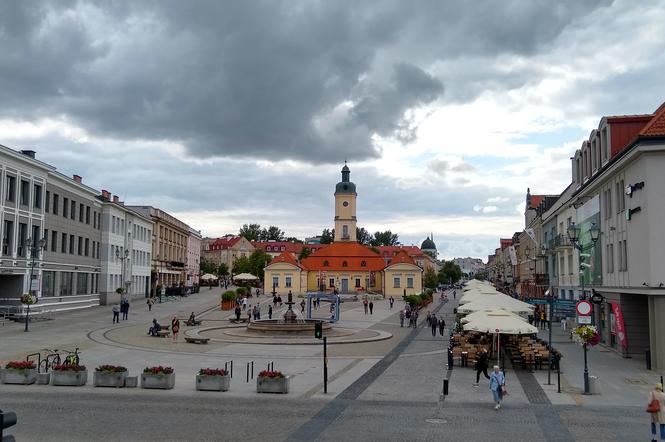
201, 235, 254, 272
187, 227, 202, 286
451, 257, 485, 278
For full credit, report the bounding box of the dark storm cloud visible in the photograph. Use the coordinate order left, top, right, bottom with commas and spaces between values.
0, 0, 611, 163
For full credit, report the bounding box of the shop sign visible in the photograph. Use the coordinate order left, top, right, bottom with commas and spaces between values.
610, 301, 628, 349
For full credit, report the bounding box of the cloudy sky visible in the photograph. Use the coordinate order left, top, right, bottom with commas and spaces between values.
2, 0, 664, 260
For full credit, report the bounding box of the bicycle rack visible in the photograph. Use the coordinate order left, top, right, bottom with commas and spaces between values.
246, 361, 254, 383
267, 361, 274, 372
224, 360, 233, 378
26, 353, 42, 373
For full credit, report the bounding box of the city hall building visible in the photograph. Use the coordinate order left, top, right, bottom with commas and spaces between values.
264, 164, 423, 297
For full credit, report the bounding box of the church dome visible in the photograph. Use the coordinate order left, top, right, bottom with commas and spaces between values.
421, 237, 436, 250
335, 181, 356, 193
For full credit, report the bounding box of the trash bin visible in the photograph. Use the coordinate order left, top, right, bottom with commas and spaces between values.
588, 375, 600, 395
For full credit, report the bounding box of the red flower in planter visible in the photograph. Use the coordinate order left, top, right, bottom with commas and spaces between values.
5, 361, 36, 370
53, 363, 87, 372
143, 366, 174, 375
198, 368, 228, 376
95, 364, 128, 373
258, 370, 284, 379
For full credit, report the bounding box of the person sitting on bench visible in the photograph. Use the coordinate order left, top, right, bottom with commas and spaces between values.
148, 319, 162, 336
185, 312, 199, 326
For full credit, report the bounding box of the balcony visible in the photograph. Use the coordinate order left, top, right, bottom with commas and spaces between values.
554, 234, 572, 249
534, 273, 549, 286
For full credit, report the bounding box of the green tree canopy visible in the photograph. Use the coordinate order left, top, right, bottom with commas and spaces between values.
320, 228, 333, 244
423, 267, 439, 289
438, 261, 463, 284
298, 247, 311, 261
239, 223, 263, 241
371, 230, 400, 246
356, 227, 372, 245
218, 263, 229, 277
262, 226, 285, 241
200, 258, 217, 275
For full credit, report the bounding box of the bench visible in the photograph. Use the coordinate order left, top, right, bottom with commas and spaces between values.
185, 320, 202, 327
229, 318, 249, 323
155, 330, 171, 338
184, 337, 210, 344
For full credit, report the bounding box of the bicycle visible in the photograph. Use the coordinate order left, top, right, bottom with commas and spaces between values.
62, 347, 81, 365
39, 349, 62, 373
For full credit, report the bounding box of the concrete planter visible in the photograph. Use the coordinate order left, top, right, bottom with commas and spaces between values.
37, 373, 51, 384
256, 376, 289, 394
196, 374, 230, 391
1, 368, 38, 385
93, 371, 128, 388
141, 373, 175, 389
125, 376, 138, 388
52, 370, 88, 386
221, 300, 235, 310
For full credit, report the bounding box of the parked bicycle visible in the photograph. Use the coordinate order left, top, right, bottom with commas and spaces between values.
38, 347, 81, 372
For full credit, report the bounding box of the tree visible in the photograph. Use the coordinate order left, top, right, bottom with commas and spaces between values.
232, 255, 251, 275
298, 247, 311, 261
232, 250, 272, 281
285, 237, 302, 243
356, 227, 372, 245
423, 267, 439, 289
371, 230, 400, 246
438, 261, 463, 284
262, 226, 285, 241
217, 263, 229, 277
320, 228, 333, 244
239, 223, 263, 241
200, 258, 217, 275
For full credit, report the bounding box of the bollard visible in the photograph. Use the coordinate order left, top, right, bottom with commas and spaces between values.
646, 350, 652, 370
251, 361, 254, 379
443, 378, 449, 395
447, 348, 454, 369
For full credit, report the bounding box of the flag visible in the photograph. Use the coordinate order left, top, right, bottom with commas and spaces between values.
508, 246, 518, 266
525, 228, 537, 243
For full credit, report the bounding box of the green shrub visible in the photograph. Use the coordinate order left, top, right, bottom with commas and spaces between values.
222, 291, 237, 302
419, 292, 429, 302
425, 288, 434, 297
405, 295, 422, 307
236, 287, 247, 297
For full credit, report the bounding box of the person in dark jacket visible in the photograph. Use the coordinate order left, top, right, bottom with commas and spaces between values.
474, 349, 491, 386
431, 316, 438, 336
235, 305, 242, 321
439, 317, 446, 336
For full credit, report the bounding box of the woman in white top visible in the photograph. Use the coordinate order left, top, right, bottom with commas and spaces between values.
649, 382, 665, 441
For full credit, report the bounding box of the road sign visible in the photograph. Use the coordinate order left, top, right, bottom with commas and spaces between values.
577, 315, 592, 324
576, 300, 593, 316
591, 292, 604, 305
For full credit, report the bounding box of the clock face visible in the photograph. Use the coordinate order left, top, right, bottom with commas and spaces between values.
342, 201, 349, 207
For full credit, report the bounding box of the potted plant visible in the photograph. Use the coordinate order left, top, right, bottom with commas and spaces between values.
2, 361, 38, 385
196, 368, 230, 391
221, 291, 237, 310
256, 370, 289, 394
141, 366, 175, 389
93, 364, 128, 387
52, 363, 88, 386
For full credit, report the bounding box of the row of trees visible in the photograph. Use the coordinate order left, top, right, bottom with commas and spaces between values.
238, 223, 300, 242
200, 259, 229, 277
423, 261, 464, 289
319, 227, 400, 246
231, 250, 272, 282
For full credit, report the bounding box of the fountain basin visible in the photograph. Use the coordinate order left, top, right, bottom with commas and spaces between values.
247, 319, 333, 334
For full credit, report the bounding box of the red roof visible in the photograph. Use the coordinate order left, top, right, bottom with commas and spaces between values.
377, 245, 424, 259
528, 194, 545, 209
252, 241, 302, 254
210, 236, 243, 250
386, 250, 417, 267
639, 102, 665, 137
269, 252, 304, 269
300, 242, 385, 271
500, 239, 512, 249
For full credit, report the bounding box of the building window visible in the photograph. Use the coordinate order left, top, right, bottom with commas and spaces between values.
617, 180, 625, 212
44, 229, 48, 250
5, 175, 16, 202
342, 261, 348, 267
17, 223, 28, 257
86, 206, 90, 224
607, 244, 614, 273
63, 198, 69, 217
393, 277, 401, 288
53, 194, 59, 215
78, 236, 83, 255
51, 230, 57, 252
272, 276, 279, 288
79, 203, 84, 222
61, 272, 73, 296
266, 246, 271, 251
2, 220, 14, 255
285, 276, 292, 288
618, 239, 628, 271
42, 271, 55, 297
34, 184, 42, 209
355, 278, 361, 288
342, 225, 348, 238
360, 260, 366, 267
45, 191, 50, 213
69, 235, 75, 254
407, 277, 414, 288
323, 260, 329, 267
19, 180, 29, 205
622, 239, 628, 271
61, 233, 67, 253
76, 273, 89, 295
70, 200, 76, 220
601, 127, 608, 161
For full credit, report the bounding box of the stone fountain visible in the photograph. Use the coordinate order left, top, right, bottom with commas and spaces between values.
246, 292, 332, 335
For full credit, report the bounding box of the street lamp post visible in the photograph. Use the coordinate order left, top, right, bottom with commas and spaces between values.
24, 237, 46, 332
567, 221, 600, 395
116, 248, 130, 302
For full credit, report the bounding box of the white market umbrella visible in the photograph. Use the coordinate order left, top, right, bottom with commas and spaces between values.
233, 273, 259, 280
457, 295, 534, 315
463, 308, 538, 365
200, 273, 218, 280
461, 308, 522, 324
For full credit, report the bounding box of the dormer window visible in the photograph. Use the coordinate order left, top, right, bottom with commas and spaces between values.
323, 260, 329, 267
267, 246, 271, 251
360, 260, 366, 267
342, 261, 348, 267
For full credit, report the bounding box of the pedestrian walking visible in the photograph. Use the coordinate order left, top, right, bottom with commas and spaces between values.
389, 296, 394, 309
561, 317, 567, 331
278, 295, 283, 307
247, 306, 252, 322
399, 309, 405, 327
171, 316, 180, 342
426, 311, 432, 326
256, 304, 261, 320
363, 298, 369, 314
268, 305, 273, 319
489, 366, 506, 410
122, 300, 130, 320
273, 295, 278, 307
300, 299, 306, 313
147, 297, 154, 311
369, 301, 374, 315
256, 288, 260, 297
439, 317, 446, 336
453, 290, 456, 299
648, 382, 665, 441
540, 311, 546, 330
242, 296, 248, 310
474, 349, 490, 386
413, 310, 419, 328
112, 304, 120, 323
252, 304, 258, 320
235, 305, 241, 321
431, 316, 438, 336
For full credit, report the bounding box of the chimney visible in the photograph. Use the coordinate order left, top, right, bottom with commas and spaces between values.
20, 150, 36, 159
113, 195, 119, 203
73, 174, 82, 183
101, 190, 111, 200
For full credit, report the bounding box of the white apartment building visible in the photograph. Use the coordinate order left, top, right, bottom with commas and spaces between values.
187, 227, 202, 286
99, 190, 153, 304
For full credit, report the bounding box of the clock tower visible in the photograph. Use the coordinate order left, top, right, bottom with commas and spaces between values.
334, 162, 357, 242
